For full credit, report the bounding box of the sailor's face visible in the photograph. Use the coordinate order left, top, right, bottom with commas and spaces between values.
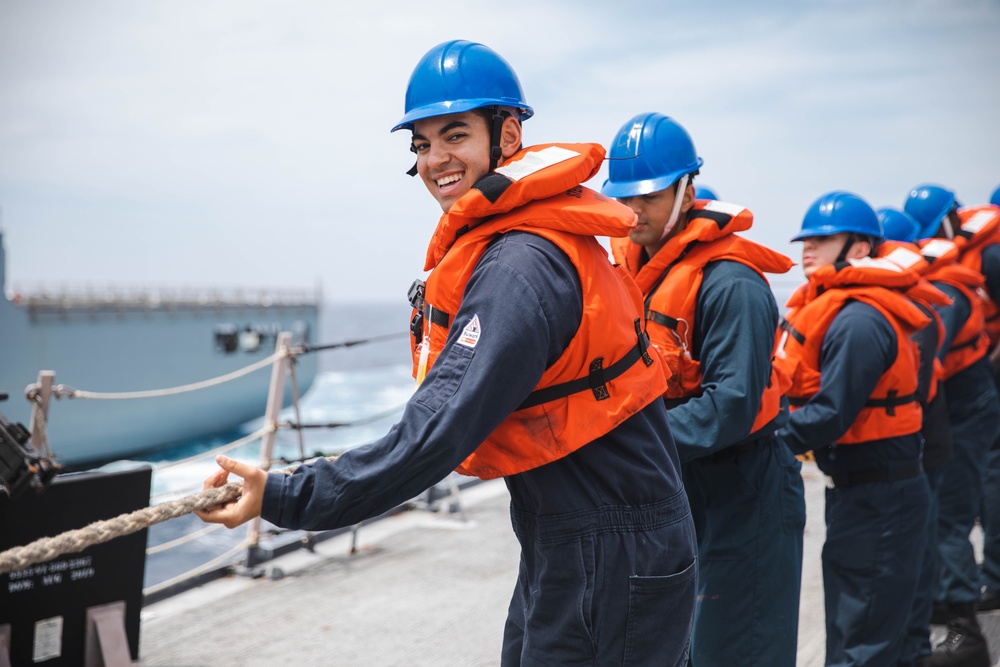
618, 188, 679, 254
411, 111, 492, 213
799, 233, 849, 277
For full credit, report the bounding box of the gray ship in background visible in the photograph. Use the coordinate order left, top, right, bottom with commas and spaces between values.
0, 231, 319, 467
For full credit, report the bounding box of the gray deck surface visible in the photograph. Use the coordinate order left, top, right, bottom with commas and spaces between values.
138, 463, 1000, 666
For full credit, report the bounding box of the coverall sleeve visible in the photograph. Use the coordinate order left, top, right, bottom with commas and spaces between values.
666, 261, 779, 462
980, 244, 1000, 305
930, 282, 972, 363
260, 232, 582, 531
778, 302, 896, 454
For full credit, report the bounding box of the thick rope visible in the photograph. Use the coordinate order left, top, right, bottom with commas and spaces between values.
55, 350, 285, 400
0, 456, 338, 575
0, 482, 242, 574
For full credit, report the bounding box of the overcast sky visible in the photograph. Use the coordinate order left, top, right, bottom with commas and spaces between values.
1, 0, 998, 303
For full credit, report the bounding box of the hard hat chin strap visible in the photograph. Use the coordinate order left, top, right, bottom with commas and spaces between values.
659, 174, 690, 242
488, 107, 512, 173
940, 207, 957, 239
835, 233, 858, 263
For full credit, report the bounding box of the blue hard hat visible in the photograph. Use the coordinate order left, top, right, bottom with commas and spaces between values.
694, 186, 718, 201
392, 40, 533, 133
903, 184, 956, 240
792, 191, 883, 242
601, 112, 703, 198
990, 185, 1000, 208
876, 207, 920, 244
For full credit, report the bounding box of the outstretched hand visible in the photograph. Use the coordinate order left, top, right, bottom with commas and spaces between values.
194, 455, 268, 528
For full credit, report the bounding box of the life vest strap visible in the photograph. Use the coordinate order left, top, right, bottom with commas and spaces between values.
863, 389, 917, 416
949, 335, 982, 353
789, 390, 917, 416
779, 317, 805, 345
517, 319, 654, 411
645, 308, 678, 330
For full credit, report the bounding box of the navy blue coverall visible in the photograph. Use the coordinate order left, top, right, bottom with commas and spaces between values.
779, 301, 930, 667
261, 232, 698, 666
900, 299, 948, 664
664, 260, 805, 667
931, 281, 1000, 607
975, 243, 1000, 597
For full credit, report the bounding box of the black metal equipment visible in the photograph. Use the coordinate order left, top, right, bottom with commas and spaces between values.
0, 394, 58, 500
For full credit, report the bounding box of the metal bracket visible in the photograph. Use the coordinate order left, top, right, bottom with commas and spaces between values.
84, 601, 132, 666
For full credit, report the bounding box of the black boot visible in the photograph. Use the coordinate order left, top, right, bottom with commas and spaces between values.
925, 602, 991, 667
980, 586, 1000, 612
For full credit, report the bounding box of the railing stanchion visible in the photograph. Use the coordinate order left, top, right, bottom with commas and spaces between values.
28, 371, 55, 451
246, 332, 292, 561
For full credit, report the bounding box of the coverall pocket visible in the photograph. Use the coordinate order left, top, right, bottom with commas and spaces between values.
623, 558, 697, 667
414, 343, 474, 412
776, 443, 807, 534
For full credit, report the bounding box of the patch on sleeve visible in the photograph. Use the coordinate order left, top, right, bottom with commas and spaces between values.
457, 314, 482, 349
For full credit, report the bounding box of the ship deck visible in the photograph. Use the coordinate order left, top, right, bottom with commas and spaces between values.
137, 462, 1000, 666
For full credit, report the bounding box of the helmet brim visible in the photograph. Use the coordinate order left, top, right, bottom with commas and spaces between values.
392, 100, 534, 133
600, 159, 703, 199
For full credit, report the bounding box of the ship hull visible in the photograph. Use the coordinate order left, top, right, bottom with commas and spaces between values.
0, 295, 318, 466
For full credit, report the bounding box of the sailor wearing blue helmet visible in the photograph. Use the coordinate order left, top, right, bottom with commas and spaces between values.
904, 184, 1000, 667
778, 191, 933, 667
603, 111, 805, 667
197, 40, 697, 666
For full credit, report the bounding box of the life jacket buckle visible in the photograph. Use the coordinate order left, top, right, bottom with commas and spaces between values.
408, 279, 427, 345
588, 357, 610, 401
634, 318, 654, 367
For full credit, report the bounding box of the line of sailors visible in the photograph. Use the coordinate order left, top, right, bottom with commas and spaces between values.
601, 111, 1000, 667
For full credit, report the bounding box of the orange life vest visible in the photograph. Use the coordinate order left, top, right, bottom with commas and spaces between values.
877, 241, 953, 402
919, 237, 990, 379
775, 257, 930, 444
953, 205, 1000, 346
409, 143, 667, 480
611, 200, 793, 436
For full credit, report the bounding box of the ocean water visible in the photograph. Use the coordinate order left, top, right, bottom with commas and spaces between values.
136, 300, 416, 590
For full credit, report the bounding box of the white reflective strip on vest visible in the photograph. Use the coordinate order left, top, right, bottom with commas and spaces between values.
703, 200, 746, 217
884, 246, 923, 269
921, 239, 956, 259
962, 210, 996, 234
847, 256, 905, 272
494, 146, 580, 182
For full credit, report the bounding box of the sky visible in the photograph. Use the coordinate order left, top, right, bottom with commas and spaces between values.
1, 0, 998, 303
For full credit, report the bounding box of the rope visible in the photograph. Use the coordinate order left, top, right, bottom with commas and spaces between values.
55, 350, 285, 400
152, 427, 269, 472
281, 402, 408, 430
146, 523, 226, 555
0, 482, 241, 574
143, 538, 253, 598
0, 456, 337, 575
297, 332, 408, 355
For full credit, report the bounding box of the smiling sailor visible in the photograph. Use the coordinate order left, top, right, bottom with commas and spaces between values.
197, 39, 697, 665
